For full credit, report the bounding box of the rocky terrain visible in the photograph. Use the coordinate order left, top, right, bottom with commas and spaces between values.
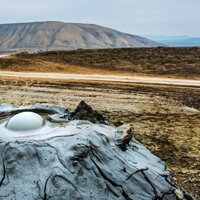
0, 21, 159, 53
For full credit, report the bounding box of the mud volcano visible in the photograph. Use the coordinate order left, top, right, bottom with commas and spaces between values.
0, 101, 195, 200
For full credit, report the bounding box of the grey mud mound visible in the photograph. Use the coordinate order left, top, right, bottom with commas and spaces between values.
0, 103, 195, 200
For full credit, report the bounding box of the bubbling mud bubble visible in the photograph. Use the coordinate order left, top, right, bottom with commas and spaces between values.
6, 112, 45, 131
0, 104, 71, 139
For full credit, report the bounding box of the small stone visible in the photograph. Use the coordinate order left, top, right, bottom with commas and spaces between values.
71, 100, 107, 124
115, 124, 133, 149
174, 188, 184, 199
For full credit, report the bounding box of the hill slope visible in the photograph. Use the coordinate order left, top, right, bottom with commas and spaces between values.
0, 21, 159, 52
0, 47, 199, 79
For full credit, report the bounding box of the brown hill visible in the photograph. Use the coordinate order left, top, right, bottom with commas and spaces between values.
0, 21, 159, 52
0, 47, 200, 79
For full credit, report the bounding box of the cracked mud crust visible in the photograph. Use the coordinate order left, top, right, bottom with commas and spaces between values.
0, 104, 196, 200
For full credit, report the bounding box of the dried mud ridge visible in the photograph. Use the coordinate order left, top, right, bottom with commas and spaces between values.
0, 101, 195, 200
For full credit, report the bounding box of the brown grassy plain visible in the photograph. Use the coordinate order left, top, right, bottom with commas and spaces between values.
0, 47, 200, 79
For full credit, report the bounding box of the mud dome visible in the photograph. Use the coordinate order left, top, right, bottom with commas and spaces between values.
6, 112, 45, 131
0, 102, 195, 200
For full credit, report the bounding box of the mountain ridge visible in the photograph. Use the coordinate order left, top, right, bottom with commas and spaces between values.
0, 21, 160, 52
145, 35, 200, 46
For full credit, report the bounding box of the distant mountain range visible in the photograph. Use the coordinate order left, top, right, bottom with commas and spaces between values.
144, 35, 200, 46
0, 21, 160, 53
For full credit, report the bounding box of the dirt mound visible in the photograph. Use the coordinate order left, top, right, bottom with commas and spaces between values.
0, 103, 195, 199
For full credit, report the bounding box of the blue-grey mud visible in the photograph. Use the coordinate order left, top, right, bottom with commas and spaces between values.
0, 102, 196, 199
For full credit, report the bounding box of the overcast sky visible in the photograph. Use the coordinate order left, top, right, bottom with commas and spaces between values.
0, 0, 199, 37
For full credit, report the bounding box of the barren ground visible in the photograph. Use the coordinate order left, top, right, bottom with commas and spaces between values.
0, 77, 199, 198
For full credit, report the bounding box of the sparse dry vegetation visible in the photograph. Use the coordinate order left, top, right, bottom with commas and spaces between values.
0, 47, 200, 78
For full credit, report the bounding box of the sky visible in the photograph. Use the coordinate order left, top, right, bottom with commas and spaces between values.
0, 0, 199, 37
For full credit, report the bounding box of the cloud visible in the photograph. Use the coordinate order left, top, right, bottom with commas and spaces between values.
0, 0, 199, 36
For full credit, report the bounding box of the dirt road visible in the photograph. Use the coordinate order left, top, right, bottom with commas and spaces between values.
0, 71, 200, 87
